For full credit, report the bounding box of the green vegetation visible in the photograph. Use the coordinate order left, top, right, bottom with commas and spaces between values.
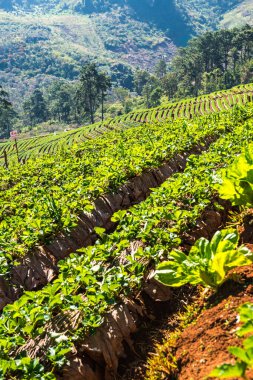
0, 6, 174, 107
1, 21, 252, 138
154, 136, 253, 379
23, 89, 47, 127
77, 63, 111, 123
1, 2, 253, 378
1, 83, 252, 163
1, 1, 252, 130
0, 102, 253, 378
163, 25, 253, 100
0, 85, 15, 137
177, 0, 242, 34
210, 303, 253, 379
218, 146, 253, 206
155, 229, 253, 289
221, 0, 253, 29
0, 110, 222, 273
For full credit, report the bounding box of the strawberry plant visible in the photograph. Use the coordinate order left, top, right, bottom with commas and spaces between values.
0, 109, 226, 274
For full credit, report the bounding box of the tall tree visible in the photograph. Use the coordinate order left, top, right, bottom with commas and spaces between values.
99, 73, 111, 121
134, 69, 151, 95
161, 72, 178, 100
154, 59, 167, 79
0, 85, 14, 138
46, 81, 75, 123
77, 63, 111, 124
23, 89, 47, 126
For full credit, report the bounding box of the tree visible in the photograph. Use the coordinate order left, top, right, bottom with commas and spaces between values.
23, 89, 47, 126
142, 77, 162, 108
99, 73, 111, 121
46, 81, 75, 123
161, 72, 178, 100
161, 25, 253, 100
154, 59, 167, 79
240, 59, 253, 84
134, 69, 151, 95
0, 85, 15, 138
77, 63, 111, 124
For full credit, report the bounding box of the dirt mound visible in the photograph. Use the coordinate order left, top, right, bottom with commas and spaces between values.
174, 265, 253, 380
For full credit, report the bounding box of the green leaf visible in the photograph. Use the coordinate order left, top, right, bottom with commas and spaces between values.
237, 321, 253, 337
228, 346, 250, 364
111, 210, 127, 223
192, 237, 211, 260
169, 249, 188, 263
94, 227, 106, 237
209, 362, 246, 378
155, 261, 188, 287
239, 303, 253, 323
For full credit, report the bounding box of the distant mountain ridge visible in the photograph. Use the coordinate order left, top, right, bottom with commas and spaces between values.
0, 0, 247, 43
0, 0, 251, 105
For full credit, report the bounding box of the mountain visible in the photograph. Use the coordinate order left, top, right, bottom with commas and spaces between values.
0, 0, 251, 105
221, 0, 253, 28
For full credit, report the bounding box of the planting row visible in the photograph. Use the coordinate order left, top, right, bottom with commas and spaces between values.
148, 146, 253, 379
1, 83, 253, 164
0, 112, 225, 274
0, 105, 253, 379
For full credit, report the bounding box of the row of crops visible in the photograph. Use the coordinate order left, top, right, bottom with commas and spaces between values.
0, 104, 253, 378
0, 110, 224, 274
1, 83, 253, 164
153, 145, 253, 379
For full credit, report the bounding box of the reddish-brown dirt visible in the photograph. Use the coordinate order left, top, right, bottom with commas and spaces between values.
174, 264, 253, 380
169, 211, 253, 380
117, 211, 253, 380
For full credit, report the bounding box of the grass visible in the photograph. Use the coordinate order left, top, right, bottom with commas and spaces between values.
146, 300, 202, 380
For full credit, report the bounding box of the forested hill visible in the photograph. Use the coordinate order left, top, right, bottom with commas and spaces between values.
0, 0, 251, 106
0, 1, 247, 42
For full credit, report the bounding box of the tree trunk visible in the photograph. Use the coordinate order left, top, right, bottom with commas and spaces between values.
101, 92, 104, 122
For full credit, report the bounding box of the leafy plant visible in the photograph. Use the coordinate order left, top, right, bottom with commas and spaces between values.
155, 229, 253, 289
210, 303, 253, 379
218, 145, 253, 206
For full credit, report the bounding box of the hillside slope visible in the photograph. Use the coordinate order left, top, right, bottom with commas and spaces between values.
1, 83, 252, 164
0, 0, 251, 105
221, 0, 253, 28
0, 9, 175, 101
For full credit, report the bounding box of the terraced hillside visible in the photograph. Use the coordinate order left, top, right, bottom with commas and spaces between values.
1, 88, 253, 378
1, 83, 253, 165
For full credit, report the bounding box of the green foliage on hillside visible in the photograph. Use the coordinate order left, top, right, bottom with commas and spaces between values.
0, 7, 175, 106
163, 25, 253, 99
176, 0, 242, 33
0, 0, 251, 109
221, 0, 253, 28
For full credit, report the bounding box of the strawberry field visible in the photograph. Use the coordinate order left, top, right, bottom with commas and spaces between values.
1, 83, 253, 165
1, 88, 253, 379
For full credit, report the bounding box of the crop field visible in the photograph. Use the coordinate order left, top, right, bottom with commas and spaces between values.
1, 83, 253, 165
1, 98, 253, 379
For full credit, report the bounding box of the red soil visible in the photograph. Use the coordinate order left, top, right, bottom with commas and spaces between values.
174, 264, 253, 380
